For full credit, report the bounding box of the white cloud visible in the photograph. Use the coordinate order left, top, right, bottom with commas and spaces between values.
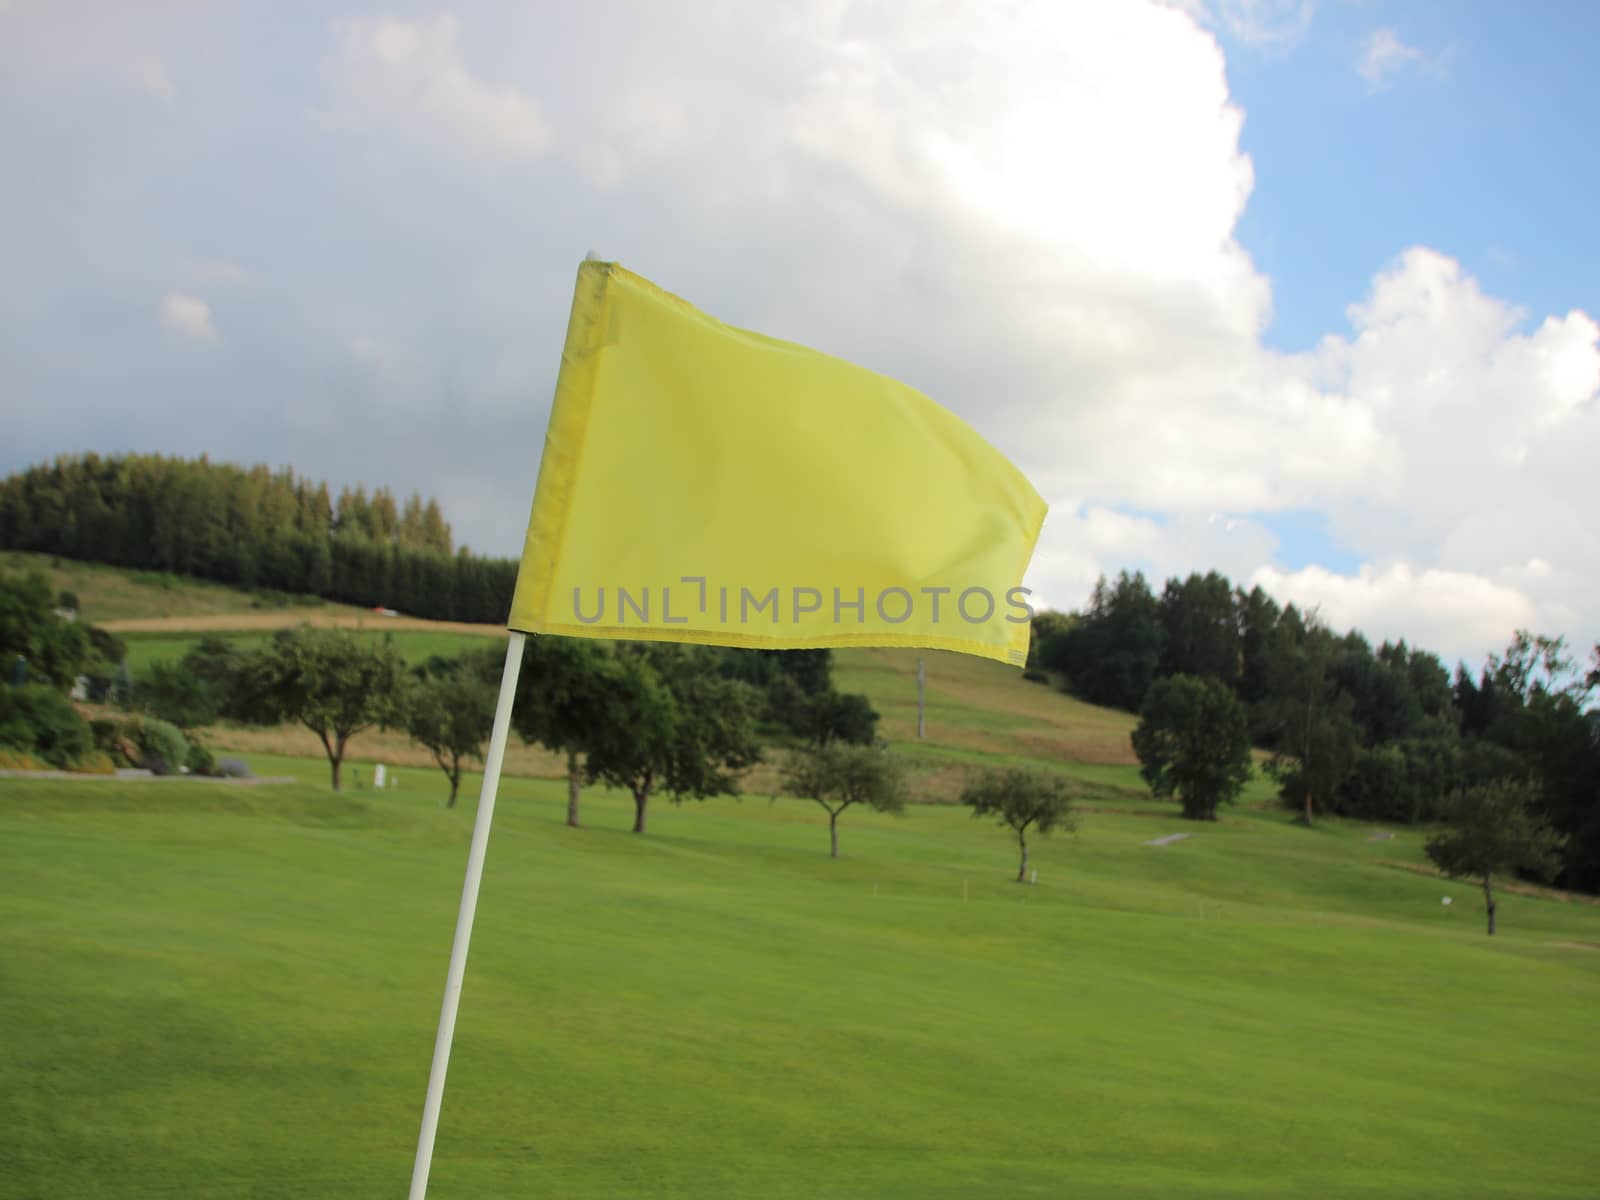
161, 293, 215, 341
1216, 0, 1313, 50
322, 13, 551, 164
324, 1, 1597, 663
5, 0, 1596, 669
1251, 563, 1539, 663
1357, 28, 1424, 91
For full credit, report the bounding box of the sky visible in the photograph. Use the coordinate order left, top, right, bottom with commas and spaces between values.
3, 0, 1597, 671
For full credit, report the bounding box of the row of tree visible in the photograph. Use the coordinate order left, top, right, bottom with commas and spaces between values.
1126, 670, 1564, 933
133, 625, 877, 827
0, 454, 509, 621
1, 559, 1552, 930
1037, 570, 1600, 892
130, 622, 1078, 872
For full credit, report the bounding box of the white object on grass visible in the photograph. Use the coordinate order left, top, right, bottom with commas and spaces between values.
1442, 896, 1452, 906
374, 764, 387, 789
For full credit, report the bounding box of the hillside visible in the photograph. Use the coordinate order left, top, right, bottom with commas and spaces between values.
31, 554, 1147, 799
1, 549, 364, 623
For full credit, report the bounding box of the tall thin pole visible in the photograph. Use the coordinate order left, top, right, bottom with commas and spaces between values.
409, 631, 526, 1199
916, 656, 926, 739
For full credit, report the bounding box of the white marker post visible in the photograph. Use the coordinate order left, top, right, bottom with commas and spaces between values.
408, 632, 526, 1200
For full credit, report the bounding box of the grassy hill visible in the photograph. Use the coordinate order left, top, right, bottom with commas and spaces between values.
23, 554, 1141, 796
3, 762, 1597, 1199
1, 549, 362, 624
6, 559, 1599, 1196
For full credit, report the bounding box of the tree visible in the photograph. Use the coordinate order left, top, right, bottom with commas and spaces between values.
781, 743, 908, 857
404, 658, 497, 807
1027, 610, 1074, 673
0, 683, 93, 767
1426, 779, 1565, 935
1158, 571, 1241, 687
583, 645, 763, 834
793, 689, 880, 748
1132, 674, 1252, 820
131, 637, 243, 732
512, 636, 619, 827
962, 767, 1077, 882
0, 566, 89, 688
240, 626, 405, 790
1265, 616, 1356, 824
1059, 571, 1165, 711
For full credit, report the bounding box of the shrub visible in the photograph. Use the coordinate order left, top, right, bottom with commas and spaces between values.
74, 751, 116, 775
92, 716, 143, 767
0, 683, 94, 767
134, 717, 190, 776
0, 747, 46, 770
185, 740, 216, 776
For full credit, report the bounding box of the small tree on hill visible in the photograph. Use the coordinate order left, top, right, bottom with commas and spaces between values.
404, 657, 497, 807
512, 636, 619, 828
794, 690, 880, 748
241, 626, 406, 791
781, 743, 908, 858
962, 767, 1077, 883
584, 646, 762, 834
1131, 674, 1252, 820
1426, 778, 1565, 935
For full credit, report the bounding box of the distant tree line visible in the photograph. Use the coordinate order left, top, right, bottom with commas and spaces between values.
0, 454, 514, 622
1035, 570, 1600, 892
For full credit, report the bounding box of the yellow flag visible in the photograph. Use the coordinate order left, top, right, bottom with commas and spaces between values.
508, 262, 1047, 665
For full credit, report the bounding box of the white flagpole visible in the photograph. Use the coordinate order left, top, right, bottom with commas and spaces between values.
408, 630, 526, 1199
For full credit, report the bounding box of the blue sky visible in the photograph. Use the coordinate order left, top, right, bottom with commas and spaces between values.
1223, 2, 1599, 353
1, 1, 1595, 666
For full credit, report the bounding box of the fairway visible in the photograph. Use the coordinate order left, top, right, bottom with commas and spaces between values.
3, 759, 1597, 1199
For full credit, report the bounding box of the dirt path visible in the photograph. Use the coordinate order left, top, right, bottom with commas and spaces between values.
99, 611, 509, 636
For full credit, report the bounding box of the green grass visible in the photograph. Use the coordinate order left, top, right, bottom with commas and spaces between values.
0, 550, 340, 623
3, 758, 1598, 1199
118, 629, 500, 678
833, 647, 1140, 769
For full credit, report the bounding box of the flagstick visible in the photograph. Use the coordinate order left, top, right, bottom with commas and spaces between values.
409, 631, 526, 1200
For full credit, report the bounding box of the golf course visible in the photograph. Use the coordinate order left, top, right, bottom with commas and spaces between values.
4, 580, 1598, 1196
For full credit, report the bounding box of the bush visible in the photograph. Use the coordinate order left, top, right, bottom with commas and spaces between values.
0, 683, 94, 767
74, 751, 116, 775
90, 716, 142, 767
185, 740, 216, 776
134, 717, 190, 776
0, 747, 46, 770
134, 659, 223, 729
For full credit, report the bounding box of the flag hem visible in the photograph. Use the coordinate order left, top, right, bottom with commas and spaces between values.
502, 619, 1030, 666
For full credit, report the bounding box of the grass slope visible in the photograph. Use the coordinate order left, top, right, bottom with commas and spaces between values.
35, 557, 1139, 795
3, 761, 1598, 1199
119, 628, 499, 677
0, 549, 359, 624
